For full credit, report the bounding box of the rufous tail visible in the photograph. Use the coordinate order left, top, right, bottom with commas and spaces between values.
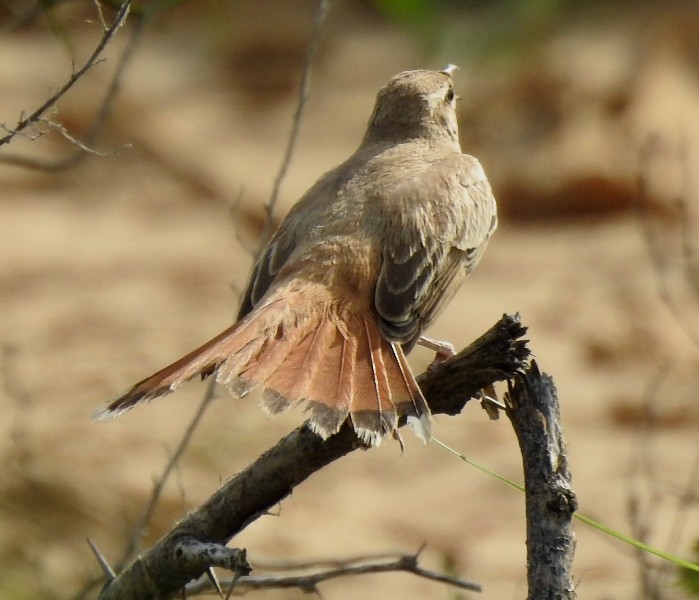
95, 295, 431, 445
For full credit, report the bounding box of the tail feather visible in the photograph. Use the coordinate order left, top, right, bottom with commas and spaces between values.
94, 298, 293, 419
96, 294, 431, 445
94, 322, 240, 419
262, 319, 331, 410
305, 324, 356, 438
349, 317, 396, 445
233, 321, 312, 397
390, 343, 431, 442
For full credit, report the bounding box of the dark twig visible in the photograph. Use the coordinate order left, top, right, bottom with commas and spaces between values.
0, 0, 131, 150
627, 494, 663, 600
256, 0, 330, 259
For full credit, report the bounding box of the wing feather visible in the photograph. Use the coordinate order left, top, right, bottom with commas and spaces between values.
237, 231, 297, 319
375, 154, 496, 349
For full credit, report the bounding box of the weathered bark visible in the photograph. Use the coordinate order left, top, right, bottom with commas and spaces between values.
98, 314, 529, 600
505, 361, 577, 600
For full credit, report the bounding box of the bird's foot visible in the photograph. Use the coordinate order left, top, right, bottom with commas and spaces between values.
417, 336, 456, 374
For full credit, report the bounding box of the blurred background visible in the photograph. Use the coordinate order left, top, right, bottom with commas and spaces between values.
1, 0, 699, 598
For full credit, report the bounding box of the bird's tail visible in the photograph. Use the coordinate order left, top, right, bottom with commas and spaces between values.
95, 294, 431, 445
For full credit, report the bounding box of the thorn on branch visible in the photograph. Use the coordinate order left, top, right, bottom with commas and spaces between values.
205, 566, 224, 599
87, 537, 116, 582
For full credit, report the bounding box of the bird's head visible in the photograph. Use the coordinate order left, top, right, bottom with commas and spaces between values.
363, 66, 460, 147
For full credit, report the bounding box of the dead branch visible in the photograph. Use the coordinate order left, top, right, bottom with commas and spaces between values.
95, 313, 529, 599
505, 361, 577, 600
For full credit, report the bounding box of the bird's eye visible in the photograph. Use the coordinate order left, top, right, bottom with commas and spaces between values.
445, 87, 455, 103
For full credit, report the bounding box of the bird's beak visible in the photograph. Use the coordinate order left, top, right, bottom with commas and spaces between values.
440, 64, 459, 76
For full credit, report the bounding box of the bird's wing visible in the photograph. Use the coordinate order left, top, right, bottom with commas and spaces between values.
237, 227, 298, 320
236, 167, 343, 320
374, 153, 496, 349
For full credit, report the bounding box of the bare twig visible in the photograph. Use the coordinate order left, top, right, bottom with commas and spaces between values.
1, 345, 34, 470
228, 187, 259, 257
94, 0, 109, 30
0, 0, 144, 171
636, 135, 699, 348
0, 0, 131, 151
255, 0, 330, 259
624, 363, 699, 598
251, 551, 408, 571
631, 134, 699, 598
43, 117, 128, 156
627, 494, 664, 600
665, 446, 699, 550
185, 549, 481, 595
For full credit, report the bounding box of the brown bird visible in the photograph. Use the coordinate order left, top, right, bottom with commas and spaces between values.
96, 67, 497, 446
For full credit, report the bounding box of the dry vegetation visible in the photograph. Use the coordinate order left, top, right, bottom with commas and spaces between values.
1, 1, 698, 598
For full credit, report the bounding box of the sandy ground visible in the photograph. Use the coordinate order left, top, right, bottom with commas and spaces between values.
1, 3, 699, 599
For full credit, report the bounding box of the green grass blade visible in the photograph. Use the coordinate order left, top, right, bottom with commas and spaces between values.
432, 437, 699, 574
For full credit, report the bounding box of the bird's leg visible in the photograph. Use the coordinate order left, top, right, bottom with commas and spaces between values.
417, 335, 456, 373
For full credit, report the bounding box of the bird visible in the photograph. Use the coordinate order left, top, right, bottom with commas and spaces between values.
95, 66, 497, 447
